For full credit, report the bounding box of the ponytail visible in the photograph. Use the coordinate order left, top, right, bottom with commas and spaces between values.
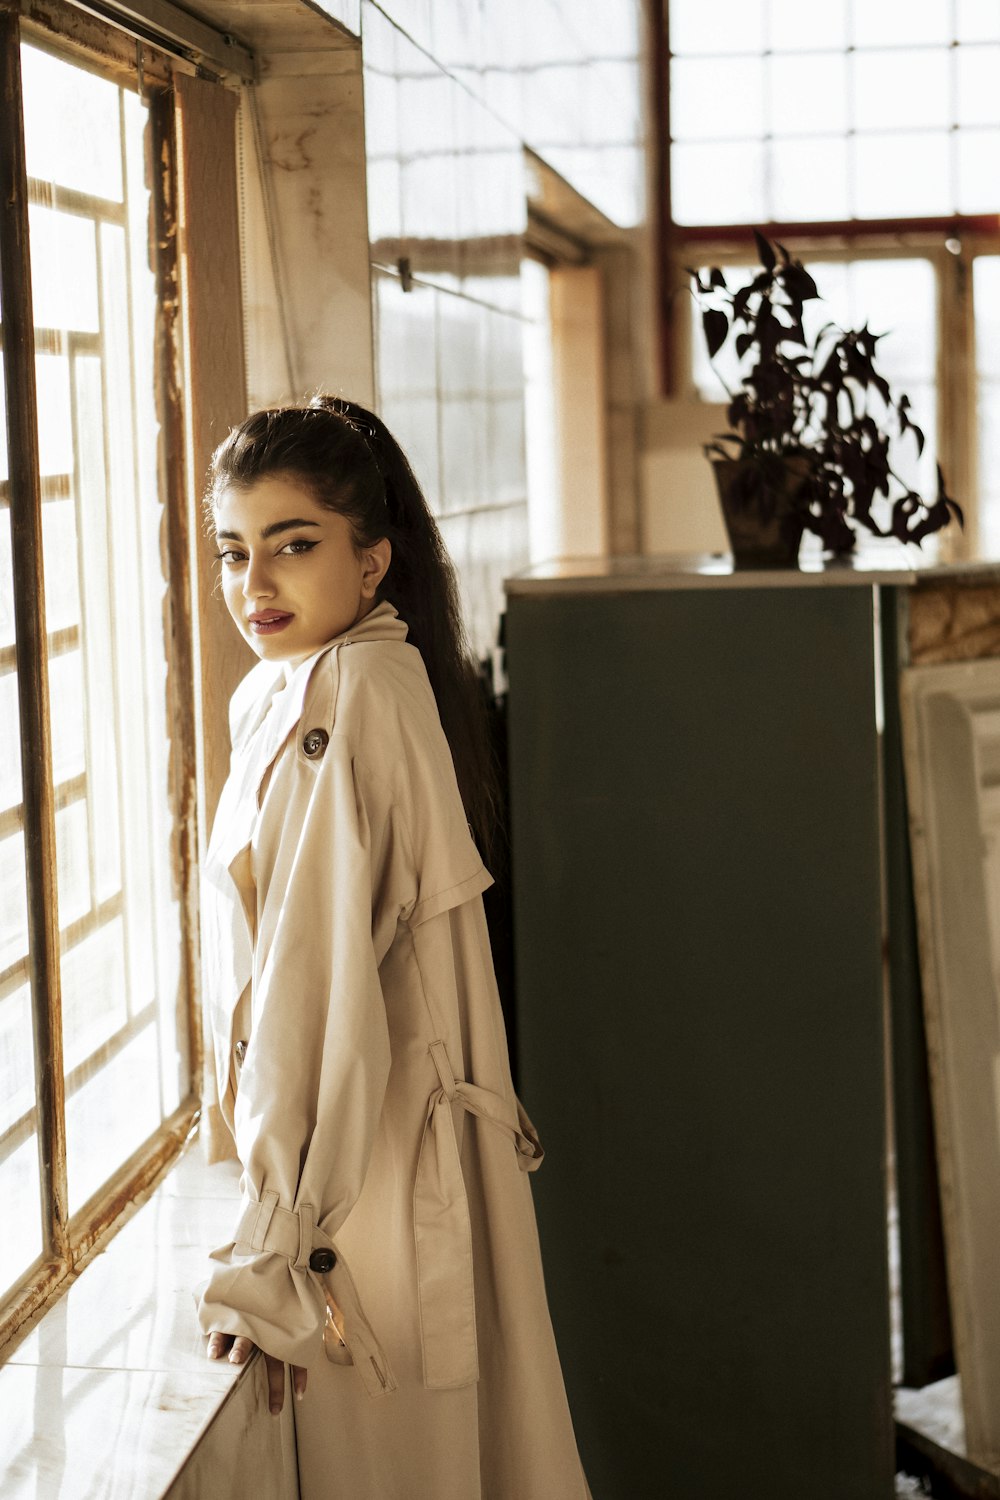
206, 396, 502, 870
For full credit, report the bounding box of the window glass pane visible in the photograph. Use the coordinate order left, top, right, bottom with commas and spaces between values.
957, 129, 1000, 214
852, 0, 951, 47
0, 669, 23, 812
65, 1023, 162, 1210
21, 42, 188, 1217
847, 260, 937, 382
49, 650, 86, 785
852, 49, 951, 132
957, 0, 1000, 43
852, 132, 952, 217
61, 918, 127, 1076
771, 138, 850, 220
956, 45, 1000, 126
20, 44, 123, 201
0, 505, 15, 648
41, 498, 82, 633
35, 353, 72, 476
0, 1118, 45, 1298
670, 56, 765, 141
768, 0, 848, 51
0, 830, 30, 973
769, 54, 848, 136
27, 206, 99, 333
974, 258, 1000, 556
55, 799, 91, 929
672, 140, 766, 225
671, 0, 765, 54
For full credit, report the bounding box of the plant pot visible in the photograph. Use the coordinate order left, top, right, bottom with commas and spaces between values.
711, 456, 810, 567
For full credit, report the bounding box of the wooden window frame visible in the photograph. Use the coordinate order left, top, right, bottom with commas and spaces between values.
0, 0, 200, 1353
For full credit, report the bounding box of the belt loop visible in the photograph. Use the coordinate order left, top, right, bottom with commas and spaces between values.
249, 1188, 278, 1252
428, 1039, 458, 1100
294, 1202, 316, 1271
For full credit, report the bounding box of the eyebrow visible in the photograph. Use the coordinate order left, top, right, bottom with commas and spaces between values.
215, 518, 322, 542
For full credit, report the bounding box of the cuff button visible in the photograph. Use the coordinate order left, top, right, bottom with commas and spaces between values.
309, 1247, 337, 1273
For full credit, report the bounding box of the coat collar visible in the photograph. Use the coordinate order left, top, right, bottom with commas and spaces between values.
207, 598, 409, 884
230, 598, 409, 754
279, 597, 409, 688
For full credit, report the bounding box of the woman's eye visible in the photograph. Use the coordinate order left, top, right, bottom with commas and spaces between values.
214, 548, 246, 566
281, 538, 318, 556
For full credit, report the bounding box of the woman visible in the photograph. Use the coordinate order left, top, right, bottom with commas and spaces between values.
194, 396, 591, 1499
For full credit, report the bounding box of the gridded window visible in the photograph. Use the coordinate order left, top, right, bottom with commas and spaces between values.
0, 35, 192, 1309
669, 0, 1000, 225
661, 0, 1000, 553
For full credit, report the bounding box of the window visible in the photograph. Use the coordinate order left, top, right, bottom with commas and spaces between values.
1, 20, 196, 1343
668, 0, 1000, 228
656, 0, 1000, 553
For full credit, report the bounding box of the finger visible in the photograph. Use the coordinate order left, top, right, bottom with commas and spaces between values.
228, 1336, 255, 1365
265, 1352, 285, 1415
292, 1363, 308, 1402
207, 1332, 232, 1360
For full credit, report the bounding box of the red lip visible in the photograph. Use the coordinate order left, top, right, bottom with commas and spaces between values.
248, 610, 294, 634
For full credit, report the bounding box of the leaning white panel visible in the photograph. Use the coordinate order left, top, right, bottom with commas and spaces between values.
901, 656, 1000, 1468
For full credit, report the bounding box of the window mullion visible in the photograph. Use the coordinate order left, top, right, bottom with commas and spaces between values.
0, 6, 70, 1266
937, 244, 976, 561
146, 80, 202, 1104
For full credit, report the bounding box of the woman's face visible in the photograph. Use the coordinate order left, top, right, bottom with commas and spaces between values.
213, 474, 391, 663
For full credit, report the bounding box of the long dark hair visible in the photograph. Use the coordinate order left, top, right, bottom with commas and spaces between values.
206, 395, 501, 867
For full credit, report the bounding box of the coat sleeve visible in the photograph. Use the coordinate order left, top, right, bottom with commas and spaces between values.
194, 732, 414, 1368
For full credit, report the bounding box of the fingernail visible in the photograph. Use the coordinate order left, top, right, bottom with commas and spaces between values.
270, 1404, 280, 1416
229, 1351, 240, 1363
295, 1388, 304, 1402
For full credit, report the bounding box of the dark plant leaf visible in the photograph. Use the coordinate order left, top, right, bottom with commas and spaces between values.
938, 464, 965, 529
703, 307, 730, 359
797, 267, 820, 300
753, 228, 776, 271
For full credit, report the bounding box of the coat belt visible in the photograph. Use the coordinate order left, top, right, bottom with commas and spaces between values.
233, 1192, 397, 1399
413, 1039, 544, 1389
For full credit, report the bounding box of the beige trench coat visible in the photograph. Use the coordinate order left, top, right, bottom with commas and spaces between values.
193, 600, 590, 1499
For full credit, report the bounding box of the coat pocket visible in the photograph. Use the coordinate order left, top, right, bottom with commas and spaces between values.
322, 1290, 354, 1366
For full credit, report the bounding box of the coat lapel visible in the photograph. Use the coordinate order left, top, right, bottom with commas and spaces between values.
201, 600, 411, 1111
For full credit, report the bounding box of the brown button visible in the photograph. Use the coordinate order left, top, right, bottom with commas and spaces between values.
309, 1247, 337, 1273
302, 727, 329, 758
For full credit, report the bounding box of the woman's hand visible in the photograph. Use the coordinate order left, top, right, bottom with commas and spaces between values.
206, 1331, 308, 1414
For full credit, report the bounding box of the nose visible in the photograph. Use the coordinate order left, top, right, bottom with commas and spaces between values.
242, 549, 275, 602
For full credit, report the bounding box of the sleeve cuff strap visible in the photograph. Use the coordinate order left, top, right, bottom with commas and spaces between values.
234, 1191, 328, 1272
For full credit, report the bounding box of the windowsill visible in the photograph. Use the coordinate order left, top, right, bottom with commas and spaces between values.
0, 1139, 295, 1498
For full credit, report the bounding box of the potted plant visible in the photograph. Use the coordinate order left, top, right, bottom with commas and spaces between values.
688, 230, 963, 565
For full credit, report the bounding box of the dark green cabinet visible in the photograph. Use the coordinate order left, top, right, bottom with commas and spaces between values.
505, 578, 894, 1500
